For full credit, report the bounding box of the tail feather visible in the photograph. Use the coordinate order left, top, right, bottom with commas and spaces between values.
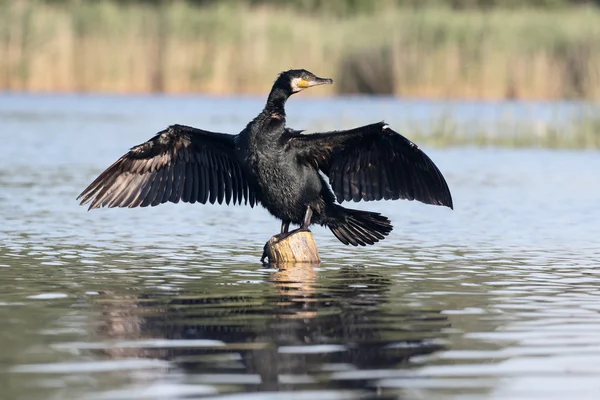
331, 225, 352, 245
327, 206, 392, 246
348, 219, 385, 241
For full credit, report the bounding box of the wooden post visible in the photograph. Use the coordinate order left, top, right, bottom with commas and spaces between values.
261, 230, 320, 265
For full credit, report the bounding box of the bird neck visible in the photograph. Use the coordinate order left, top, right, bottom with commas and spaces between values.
264, 86, 291, 118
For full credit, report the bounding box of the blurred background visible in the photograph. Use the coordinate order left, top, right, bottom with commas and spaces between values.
1, 0, 599, 147
1, 0, 600, 98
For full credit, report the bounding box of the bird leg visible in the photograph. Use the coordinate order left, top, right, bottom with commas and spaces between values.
301, 206, 313, 230
274, 220, 294, 241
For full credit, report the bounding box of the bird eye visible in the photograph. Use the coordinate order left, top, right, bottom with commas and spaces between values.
302, 75, 309, 81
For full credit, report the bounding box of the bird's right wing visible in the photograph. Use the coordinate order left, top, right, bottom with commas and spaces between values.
77, 124, 258, 210
287, 122, 453, 208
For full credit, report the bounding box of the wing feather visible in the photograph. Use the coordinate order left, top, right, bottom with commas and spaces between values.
169, 160, 182, 203
182, 161, 193, 203
77, 125, 257, 210
215, 154, 225, 205
160, 163, 174, 204
149, 167, 166, 207
131, 173, 153, 207
108, 173, 135, 208
223, 157, 233, 205
190, 161, 199, 204
289, 122, 453, 208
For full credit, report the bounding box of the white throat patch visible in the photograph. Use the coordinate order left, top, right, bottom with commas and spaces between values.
290, 77, 304, 93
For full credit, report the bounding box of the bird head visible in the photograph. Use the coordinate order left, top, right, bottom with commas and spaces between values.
274, 69, 333, 94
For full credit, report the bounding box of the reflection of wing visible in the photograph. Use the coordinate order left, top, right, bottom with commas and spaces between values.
77, 124, 257, 210
288, 122, 453, 208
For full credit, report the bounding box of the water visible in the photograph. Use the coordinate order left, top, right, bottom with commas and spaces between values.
1, 93, 600, 400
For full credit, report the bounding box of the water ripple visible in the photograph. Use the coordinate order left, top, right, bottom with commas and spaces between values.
1, 95, 599, 400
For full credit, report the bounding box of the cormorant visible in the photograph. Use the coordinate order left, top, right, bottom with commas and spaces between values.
78, 69, 453, 249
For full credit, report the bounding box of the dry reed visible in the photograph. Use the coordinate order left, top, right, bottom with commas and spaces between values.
1, 1, 599, 100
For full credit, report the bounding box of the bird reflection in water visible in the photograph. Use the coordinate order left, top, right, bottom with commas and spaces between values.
95, 265, 449, 396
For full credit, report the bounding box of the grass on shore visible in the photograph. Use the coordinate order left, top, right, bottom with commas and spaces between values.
304, 106, 600, 149
410, 113, 600, 149
1, 1, 600, 100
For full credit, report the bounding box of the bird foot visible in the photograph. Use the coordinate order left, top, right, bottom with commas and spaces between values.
275, 228, 312, 242
260, 246, 270, 264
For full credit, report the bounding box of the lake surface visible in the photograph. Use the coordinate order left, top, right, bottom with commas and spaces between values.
1, 93, 600, 400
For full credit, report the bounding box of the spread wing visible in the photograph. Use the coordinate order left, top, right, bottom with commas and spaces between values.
288, 122, 453, 208
77, 124, 257, 210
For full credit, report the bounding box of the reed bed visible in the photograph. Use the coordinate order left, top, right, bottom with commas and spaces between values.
1, 1, 600, 100
305, 106, 600, 149
409, 113, 600, 149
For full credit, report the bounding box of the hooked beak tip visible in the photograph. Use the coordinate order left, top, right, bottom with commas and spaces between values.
311, 77, 333, 87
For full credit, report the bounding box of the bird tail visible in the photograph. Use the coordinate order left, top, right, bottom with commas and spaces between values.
326, 206, 393, 246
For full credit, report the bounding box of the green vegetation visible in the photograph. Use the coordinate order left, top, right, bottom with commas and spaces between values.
0, 0, 599, 100
409, 113, 600, 149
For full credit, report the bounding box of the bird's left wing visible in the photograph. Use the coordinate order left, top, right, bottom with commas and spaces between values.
287, 122, 453, 208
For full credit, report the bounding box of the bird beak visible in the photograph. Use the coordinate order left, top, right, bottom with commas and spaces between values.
298, 76, 334, 88
310, 76, 334, 87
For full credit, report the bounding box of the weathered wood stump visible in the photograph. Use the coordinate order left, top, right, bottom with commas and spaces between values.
261, 230, 321, 264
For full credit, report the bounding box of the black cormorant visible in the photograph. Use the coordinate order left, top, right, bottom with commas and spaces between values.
78, 69, 453, 248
